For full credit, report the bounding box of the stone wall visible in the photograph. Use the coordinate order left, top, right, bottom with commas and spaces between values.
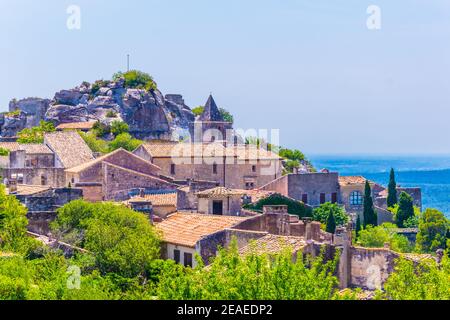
4, 167, 66, 187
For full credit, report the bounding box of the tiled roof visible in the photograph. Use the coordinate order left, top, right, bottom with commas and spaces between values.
239, 234, 307, 255
230, 145, 281, 160
19, 144, 53, 154
140, 142, 280, 160
66, 148, 161, 173
13, 184, 52, 196
0, 142, 20, 152
338, 176, 367, 186
196, 187, 248, 198
156, 213, 247, 247
56, 121, 97, 130
125, 191, 177, 207
45, 131, 94, 169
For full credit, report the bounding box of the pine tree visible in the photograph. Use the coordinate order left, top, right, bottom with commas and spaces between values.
396, 192, 415, 228
387, 168, 398, 208
326, 211, 336, 234
363, 180, 377, 227
355, 214, 361, 239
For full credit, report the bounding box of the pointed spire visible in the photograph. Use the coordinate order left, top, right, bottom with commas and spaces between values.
199, 94, 224, 122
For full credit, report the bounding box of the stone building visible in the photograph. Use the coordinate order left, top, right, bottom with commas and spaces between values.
260, 172, 341, 207
124, 189, 178, 220
190, 95, 233, 143
133, 141, 282, 190
1, 131, 95, 187
196, 187, 247, 216
65, 148, 179, 202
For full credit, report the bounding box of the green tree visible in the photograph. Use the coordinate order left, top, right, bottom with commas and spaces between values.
156, 239, 340, 300
355, 215, 362, 239
415, 208, 449, 253
387, 168, 398, 208
78, 131, 109, 154
112, 70, 157, 91
108, 133, 143, 152
383, 255, 450, 300
110, 121, 129, 136
17, 121, 56, 144
51, 200, 161, 278
363, 181, 377, 227
313, 202, 349, 227
326, 211, 336, 234
243, 193, 312, 218
357, 223, 412, 253
395, 192, 415, 228
0, 147, 10, 156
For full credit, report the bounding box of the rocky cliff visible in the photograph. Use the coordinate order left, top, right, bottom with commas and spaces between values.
1, 77, 195, 140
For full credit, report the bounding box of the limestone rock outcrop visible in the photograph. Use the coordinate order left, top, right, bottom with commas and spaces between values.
1, 78, 195, 140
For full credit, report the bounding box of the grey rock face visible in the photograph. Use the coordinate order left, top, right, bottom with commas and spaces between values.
2, 79, 196, 140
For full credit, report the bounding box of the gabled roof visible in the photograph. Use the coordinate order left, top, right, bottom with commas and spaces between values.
198, 95, 225, 122
66, 148, 161, 174
12, 184, 52, 196
19, 144, 53, 154
156, 212, 247, 247
44, 131, 94, 169
338, 176, 367, 186
239, 234, 307, 255
196, 187, 247, 198
125, 191, 177, 207
230, 145, 281, 161
139, 142, 235, 159
0, 142, 20, 152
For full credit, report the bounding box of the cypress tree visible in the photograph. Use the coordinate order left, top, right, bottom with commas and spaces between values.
387, 168, 398, 208
396, 192, 415, 228
363, 180, 377, 227
355, 214, 362, 239
326, 211, 336, 234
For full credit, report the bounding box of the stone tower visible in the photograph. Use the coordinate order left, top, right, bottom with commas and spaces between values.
191, 95, 233, 143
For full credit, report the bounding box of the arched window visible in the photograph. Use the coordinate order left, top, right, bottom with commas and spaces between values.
350, 191, 363, 205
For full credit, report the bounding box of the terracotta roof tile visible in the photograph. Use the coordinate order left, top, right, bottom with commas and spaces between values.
12, 184, 52, 196
19, 144, 53, 154
125, 191, 177, 207
45, 131, 94, 168
338, 176, 367, 186
0, 142, 20, 152
56, 121, 97, 130
156, 213, 247, 247
196, 187, 247, 198
239, 234, 307, 255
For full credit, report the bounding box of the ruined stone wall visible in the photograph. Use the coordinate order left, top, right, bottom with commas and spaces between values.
4, 167, 66, 187
75, 183, 103, 202
260, 175, 289, 196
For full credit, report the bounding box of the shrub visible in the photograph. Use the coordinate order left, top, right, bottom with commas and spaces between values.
17, 121, 55, 144
415, 208, 449, 253
108, 133, 142, 152
92, 121, 111, 137
313, 202, 349, 227
105, 110, 117, 118
112, 70, 157, 91
357, 223, 412, 253
243, 193, 312, 218
110, 121, 129, 136
0, 147, 10, 156
78, 131, 109, 154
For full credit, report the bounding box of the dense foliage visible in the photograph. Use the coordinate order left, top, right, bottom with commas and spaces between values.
113, 70, 157, 91
243, 193, 313, 218
156, 240, 341, 300
108, 133, 143, 152
356, 223, 412, 253
110, 121, 129, 136
0, 147, 10, 156
416, 208, 449, 253
313, 202, 349, 228
51, 200, 161, 278
394, 192, 415, 228
383, 255, 450, 300
17, 121, 55, 144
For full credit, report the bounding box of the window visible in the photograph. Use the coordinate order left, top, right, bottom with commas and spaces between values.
302, 194, 308, 204
331, 193, 338, 204
41, 175, 47, 186
350, 191, 363, 206
212, 200, 223, 215
252, 165, 257, 173
174, 249, 180, 264
184, 252, 193, 267
170, 164, 176, 175
245, 182, 255, 190
213, 163, 218, 174
320, 193, 326, 204
17, 174, 24, 184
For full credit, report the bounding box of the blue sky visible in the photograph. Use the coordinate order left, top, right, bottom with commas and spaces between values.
1, 0, 450, 155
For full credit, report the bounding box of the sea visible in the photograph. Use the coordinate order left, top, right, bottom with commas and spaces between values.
308, 154, 450, 217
